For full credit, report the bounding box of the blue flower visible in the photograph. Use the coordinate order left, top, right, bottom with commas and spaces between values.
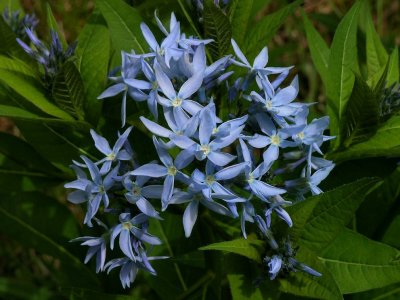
247, 113, 300, 162
122, 175, 162, 219
250, 76, 304, 117
155, 63, 205, 122
110, 213, 162, 261
130, 136, 191, 209
239, 139, 286, 201
71, 235, 107, 273
266, 255, 283, 280
231, 39, 290, 76
65, 156, 118, 226
192, 160, 247, 203
90, 126, 133, 174
169, 188, 233, 237
105, 252, 167, 289
171, 106, 243, 166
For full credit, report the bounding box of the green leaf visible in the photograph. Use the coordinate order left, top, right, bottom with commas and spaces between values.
387, 47, 399, 86
319, 228, 400, 293
96, 0, 146, 59
45, 3, 67, 49
199, 238, 264, 262
203, 0, 232, 59
0, 104, 89, 128
59, 287, 133, 300
326, 0, 362, 148
0, 55, 38, 79
365, 3, 388, 79
228, 274, 263, 300
76, 10, 110, 125
229, 0, 253, 45
0, 191, 79, 242
0, 132, 62, 176
382, 215, 400, 249
0, 16, 28, 59
279, 247, 342, 300
298, 178, 379, 253
52, 61, 86, 120
327, 115, 400, 162
0, 277, 52, 300
244, 0, 302, 59
0, 0, 22, 11
302, 11, 330, 87
340, 75, 381, 147
357, 167, 400, 239
353, 283, 400, 300
0, 205, 99, 289
0, 69, 74, 120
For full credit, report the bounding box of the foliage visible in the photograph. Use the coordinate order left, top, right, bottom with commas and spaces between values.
0, 0, 399, 299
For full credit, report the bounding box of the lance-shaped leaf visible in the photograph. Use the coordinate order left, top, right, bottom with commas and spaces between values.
52, 61, 86, 120
279, 247, 342, 300
327, 114, 400, 162
244, 0, 302, 59
363, 2, 388, 79
203, 0, 232, 59
294, 178, 379, 253
199, 238, 265, 262
320, 228, 400, 294
302, 11, 330, 87
96, 0, 146, 58
0, 205, 99, 288
229, 0, 254, 45
0, 69, 74, 120
46, 3, 67, 49
387, 47, 399, 86
76, 10, 110, 124
340, 74, 382, 147
327, 0, 362, 148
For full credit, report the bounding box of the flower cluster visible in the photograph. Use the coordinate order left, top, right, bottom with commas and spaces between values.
65, 12, 334, 288
2, 8, 38, 38
17, 28, 76, 88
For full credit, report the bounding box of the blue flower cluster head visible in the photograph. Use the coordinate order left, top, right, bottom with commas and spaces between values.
65, 12, 335, 288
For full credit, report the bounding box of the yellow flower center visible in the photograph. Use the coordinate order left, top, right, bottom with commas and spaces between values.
271, 135, 280, 146
168, 166, 177, 176
172, 97, 183, 107
265, 100, 273, 109
205, 175, 215, 185
297, 132, 305, 139
200, 144, 211, 156
122, 222, 132, 230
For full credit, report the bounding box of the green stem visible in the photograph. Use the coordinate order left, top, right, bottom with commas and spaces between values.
155, 220, 188, 291
177, 271, 214, 300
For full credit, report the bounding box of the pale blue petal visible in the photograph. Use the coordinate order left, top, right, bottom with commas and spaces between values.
140, 116, 172, 138
141, 185, 164, 198
125, 78, 152, 90
183, 200, 199, 237
130, 164, 167, 177
181, 100, 204, 116
130, 227, 162, 245
179, 72, 203, 100
90, 129, 112, 155
208, 151, 236, 167
97, 83, 125, 99
140, 23, 159, 51
154, 64, 176, 99
214, 163, 247, 180
231, 39, 250, 66
136, 197, 161, 219
253, 47, 268, 69
119, 229, 135, 260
